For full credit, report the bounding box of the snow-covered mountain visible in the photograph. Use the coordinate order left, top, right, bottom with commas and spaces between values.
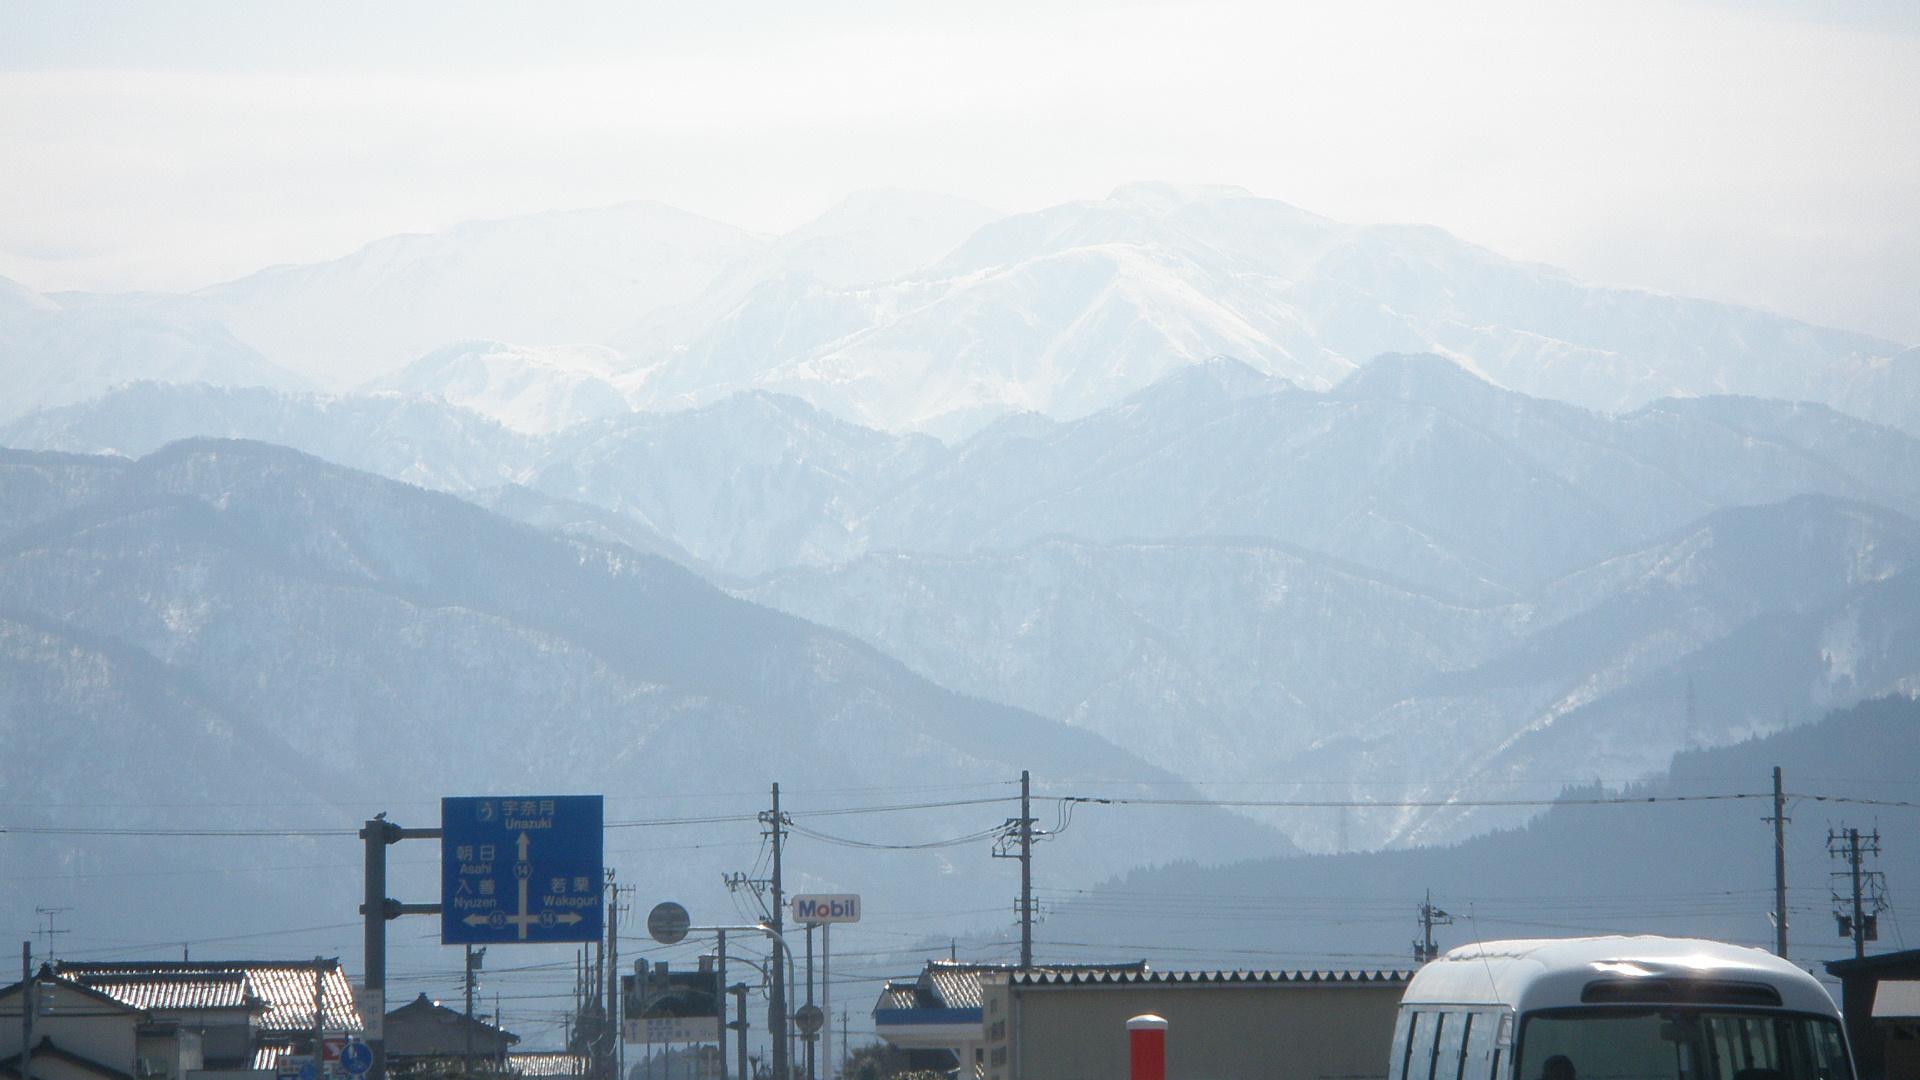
0, 440, 1284, 948
366, 340, 638, 434
531, 392, 947, 575
750, 494, 1920, 850
0, 276, 306, 423
196, 201, 763, 388
614, 183, 1914, 437
0, 381, 530, 490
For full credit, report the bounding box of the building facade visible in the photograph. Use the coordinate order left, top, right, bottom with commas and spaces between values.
977, 968, 1410, 1080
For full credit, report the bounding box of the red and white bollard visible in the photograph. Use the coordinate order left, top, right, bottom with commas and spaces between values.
1128, 1014, 1168, 1080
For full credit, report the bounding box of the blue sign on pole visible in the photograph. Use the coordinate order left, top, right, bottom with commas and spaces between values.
442, 795, 604, 945
339, 1043, 373, 1077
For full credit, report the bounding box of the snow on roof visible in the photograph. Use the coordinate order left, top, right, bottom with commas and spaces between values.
1407, 937, 1837, 1016
53, 961, 363, 1034
509, 1052, 589, 1078
72, 972, 260, 1013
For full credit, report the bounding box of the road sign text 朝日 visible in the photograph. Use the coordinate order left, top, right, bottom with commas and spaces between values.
441, 795, 604, 945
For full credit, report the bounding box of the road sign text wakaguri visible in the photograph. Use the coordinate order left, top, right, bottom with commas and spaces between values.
441, 795, 604, 945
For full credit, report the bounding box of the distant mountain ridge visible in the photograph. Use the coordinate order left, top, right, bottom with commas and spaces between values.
0, 439, 1285, 943
9, 362, 1918, 852
7, 185, 1909, 440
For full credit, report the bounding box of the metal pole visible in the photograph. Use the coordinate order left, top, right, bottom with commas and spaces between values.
21, 942, 32, 1080
1772, 766, 1789, 958
731, 985, 747, 1080
362, 820, 388, 1080
716, 932, 728, 1080
804, 925, 815, 1080
820, 925, 829, 1080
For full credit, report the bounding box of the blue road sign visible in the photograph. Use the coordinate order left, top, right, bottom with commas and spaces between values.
442, 795, 604, 945
339, 1043, 372, 1076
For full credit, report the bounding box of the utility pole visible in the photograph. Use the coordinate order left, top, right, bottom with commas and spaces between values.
992, 771, 1040, 968
312, 957, 328, 1080
1414, 891, 1452, 963
760, 784, 790, 1080
1020, 771, 1032, 968
464, 946, 483, 1080
605, 876, 621, 1080
1766, 766, 1789, 958
803, 926, 816, 1080
1829, 825, 1886, 961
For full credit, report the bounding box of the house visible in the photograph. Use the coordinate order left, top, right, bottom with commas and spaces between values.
0, 966, 197, 1080
50, 960, 364, 1077
977, 967, 1412, 1080
1827, 949, 1920, 1080
382, 994, 517, 1077
871, 961, 1147, 1076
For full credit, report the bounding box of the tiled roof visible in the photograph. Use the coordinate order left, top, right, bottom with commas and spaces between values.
876, 984, 920, 1010
509, 1052, 589, 1077
1007, 968, 1413, 987
252, 1041, 298, 1071
53, 961, 364, 1034
0, 1038, 138, 1080
74, 972, 259, 1012
920, 961, 1148, 1009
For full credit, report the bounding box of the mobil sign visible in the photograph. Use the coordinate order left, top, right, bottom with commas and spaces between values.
791, 894, 861, 924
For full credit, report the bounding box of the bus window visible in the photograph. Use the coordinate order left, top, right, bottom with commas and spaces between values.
1436, 1013, 1469, 1080
1428, 1014, 1451, 1080
1395, 1012, 1425, 1080
1463, 1011, 1500, 1080
1517, 1009, 1850, 1080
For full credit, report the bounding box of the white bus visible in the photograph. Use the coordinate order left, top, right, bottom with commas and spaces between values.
1388, 937, 1854, 1080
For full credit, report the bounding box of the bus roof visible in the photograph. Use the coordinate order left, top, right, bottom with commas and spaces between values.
1401, 936, 1839, 1017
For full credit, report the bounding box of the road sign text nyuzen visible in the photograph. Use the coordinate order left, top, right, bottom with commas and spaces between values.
790, 894, 861, 924
441, 795, 604, 945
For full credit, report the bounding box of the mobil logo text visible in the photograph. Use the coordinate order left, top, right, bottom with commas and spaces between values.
790, 894, 861, 924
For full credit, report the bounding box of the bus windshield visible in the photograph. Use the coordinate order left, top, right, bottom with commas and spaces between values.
1517, 1009, 1848, 1080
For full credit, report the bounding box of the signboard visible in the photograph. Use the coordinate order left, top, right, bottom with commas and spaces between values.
647, 901, 690, 945
790, 894, 861, 924
339, 1043, 372, 1077
623, 1017, 714, 1044
442, 795, 604, 944
353, 988, 383, 1040
621, 961, 720, 1045
793, 1004, 825, 1037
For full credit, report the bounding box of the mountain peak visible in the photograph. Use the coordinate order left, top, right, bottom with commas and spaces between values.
1330, 352, 1509, 406
1106, 181, 1257, 207
1122, 356, 1285, 410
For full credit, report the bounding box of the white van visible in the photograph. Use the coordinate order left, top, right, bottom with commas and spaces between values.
1388, 937, 1854, 1080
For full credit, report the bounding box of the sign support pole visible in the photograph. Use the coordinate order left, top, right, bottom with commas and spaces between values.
821, 924, 830, 1080
360, 817, 442, 1080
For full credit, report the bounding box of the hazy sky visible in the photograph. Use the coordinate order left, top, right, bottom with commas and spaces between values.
2, 0, 1916, 341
